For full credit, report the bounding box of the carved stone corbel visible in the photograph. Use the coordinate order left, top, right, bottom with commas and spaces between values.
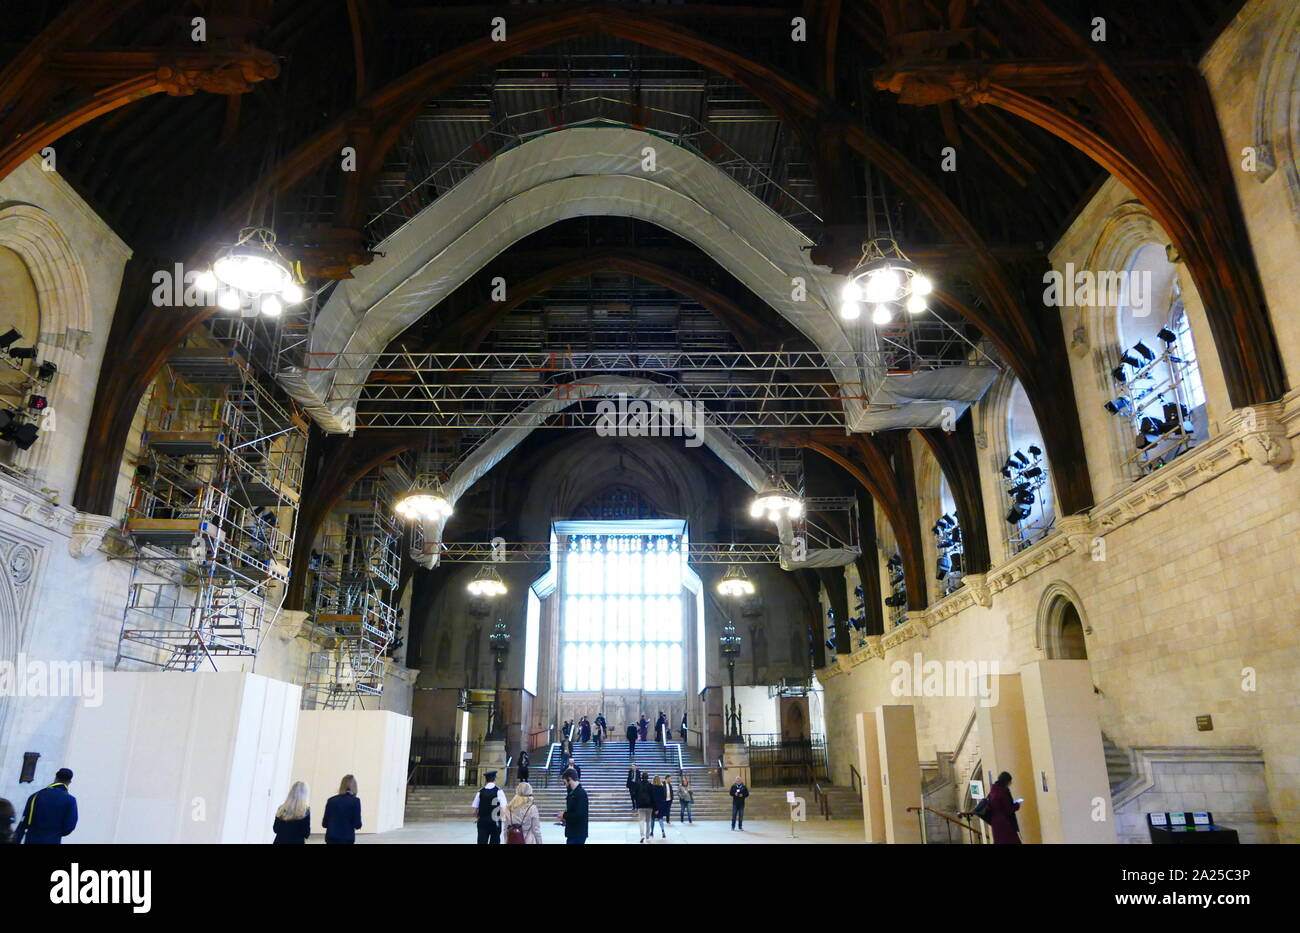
1230, 403, 1293, 467
1055, 514, 1096, 554
68, 511, 117, 558
962, 573, 993, 609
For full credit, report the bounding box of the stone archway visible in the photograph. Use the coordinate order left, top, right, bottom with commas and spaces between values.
1036, 580, 1093, 660
0, 202, 93, 488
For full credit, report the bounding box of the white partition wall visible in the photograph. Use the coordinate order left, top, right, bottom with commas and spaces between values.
974, 673, 1041, 844
876, 705, 922, 844
292, 709, 413, 835
1020, 660, 1117, 844
855, 711, 886, 843
66, 672, 301, 844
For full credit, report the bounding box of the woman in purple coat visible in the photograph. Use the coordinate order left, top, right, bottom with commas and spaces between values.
984, 771, 1022, 844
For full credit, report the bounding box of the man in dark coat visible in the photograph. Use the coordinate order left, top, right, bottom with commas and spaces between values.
626, 722, 638, 758
626, 764, 640, 811
729, 775, 750, 831
14, 768, 78, 844
562, 768, 588, 844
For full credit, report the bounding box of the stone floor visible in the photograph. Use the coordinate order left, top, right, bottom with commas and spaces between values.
335, 818, 866, 844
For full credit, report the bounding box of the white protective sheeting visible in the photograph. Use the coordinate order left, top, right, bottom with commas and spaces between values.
853, 365, 1002, 431
410, 377, 856, 569
279, 126, 866, 431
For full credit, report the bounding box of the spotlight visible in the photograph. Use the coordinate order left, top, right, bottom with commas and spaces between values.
1027, 445, 1042, 458
8, 346, 36, 360
1, 417, 38, 450
1014, 450, 1030, 467
1015, 490, 1035, 506
0, 329, 20, 350
1023, 466, 1043, 479
36, 360, 57, 381
1157, 327, 1176, 345
1006, 504, 1030, 524
1111, 366, 1128, 384
1133, 341, 1155, 362
825, 640, 836, 651
27, 395, 47, 411
1120, 352, 1142, 368
1104, 397, 1133, 416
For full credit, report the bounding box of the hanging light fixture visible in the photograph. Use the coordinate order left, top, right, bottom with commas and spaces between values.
468, 565, 508, 597
394, 476, 454, 522
716, 564, 756, 598
197, 226, 305, 317
748, 477, 803, 523
839, 238, 934, 324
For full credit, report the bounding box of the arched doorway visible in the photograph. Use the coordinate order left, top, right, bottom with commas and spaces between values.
1036, 582, 1091, 660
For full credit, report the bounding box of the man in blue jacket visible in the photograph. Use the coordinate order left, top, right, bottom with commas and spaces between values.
15, 768, 78, 844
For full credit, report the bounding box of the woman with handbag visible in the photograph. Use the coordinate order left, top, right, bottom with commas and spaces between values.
982, 772, 1022, 844
507, 781, 543, 844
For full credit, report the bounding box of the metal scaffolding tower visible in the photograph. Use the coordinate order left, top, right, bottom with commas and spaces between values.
303, 471, 401, 709
116, 325, 308, 672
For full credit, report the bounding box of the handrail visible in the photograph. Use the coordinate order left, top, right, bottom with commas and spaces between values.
907, 805, 985, 844
714, 758, 724, 789
848, 764, 863, 799
809, 779, 831, 820
528, 723, 553, 750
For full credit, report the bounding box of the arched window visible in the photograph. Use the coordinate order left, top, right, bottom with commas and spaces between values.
1105, 243, 1207, 478
560, 533, 684, 692
1001, 380, 1054, 553
931, 475, 963, 596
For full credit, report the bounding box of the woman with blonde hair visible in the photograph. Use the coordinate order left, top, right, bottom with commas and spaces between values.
272, 781, 312, 844
507, 781, 543, 844
322, 774, 362, 844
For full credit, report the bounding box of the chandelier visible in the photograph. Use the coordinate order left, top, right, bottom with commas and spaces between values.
716, 564, 756, 598
394, 477, 454, 522
839, 238, 933, 325
195, 226, 305, 317
749, 478, 803, 523
468, 565, 508, 598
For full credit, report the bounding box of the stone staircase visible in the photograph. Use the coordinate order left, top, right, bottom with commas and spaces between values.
1102, 734, 1133, 791
405, 739, 859, 822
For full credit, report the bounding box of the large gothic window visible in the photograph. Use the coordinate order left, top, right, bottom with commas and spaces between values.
561, 533, 684, 692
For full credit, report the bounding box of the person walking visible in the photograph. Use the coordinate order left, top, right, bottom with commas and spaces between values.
272, 781, 311, 844
679, 713, 688, 745
517, 749, 530, 783
729, 775, 750, 831
635, 771, 656, 843
595, 713, 608, 745
650, 777, 668, 838
562, 768, 589, 845
678, 775, 695, 824
654, 711, 666, 743
579, 716, 592, 745
472, 769, 509, 845
626, 722, 638, 759
637, 714, 649, 742
661, 774, 674, 825
984, 771, 1023, 845
507, 781, 543, 844
323, 774, 363, 844
13, 768, 77, 844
